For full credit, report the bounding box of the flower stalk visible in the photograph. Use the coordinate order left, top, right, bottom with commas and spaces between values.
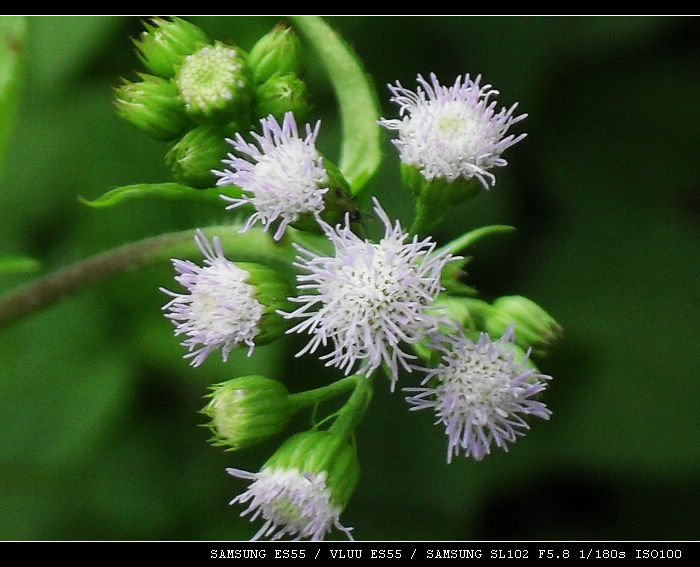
0, 226, 305, 331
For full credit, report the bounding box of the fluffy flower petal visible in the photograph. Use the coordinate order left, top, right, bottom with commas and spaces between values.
379, 73, 526, 188
215, 111, 329, 240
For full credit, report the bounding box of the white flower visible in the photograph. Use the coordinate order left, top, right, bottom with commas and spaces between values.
227, 467, 353, 541
214, 111, 329, 240
379, 72, 527, 188
283, 198, 456, 388
404, 326, 551, 462
160, 230, 263, 366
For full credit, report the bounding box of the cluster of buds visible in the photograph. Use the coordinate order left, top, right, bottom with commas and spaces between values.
115, 17, 311, 188
115, 18, 562, 541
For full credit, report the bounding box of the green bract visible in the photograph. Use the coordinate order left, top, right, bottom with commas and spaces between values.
263, 430, 360, 511
238, 262, 295, 344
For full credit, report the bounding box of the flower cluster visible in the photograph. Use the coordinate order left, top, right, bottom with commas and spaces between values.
119, 17, 560, 542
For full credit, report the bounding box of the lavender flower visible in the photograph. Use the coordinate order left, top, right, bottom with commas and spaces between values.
379, 73, 527, 188
227, 467, 354, 541
160, 230, 263, 366
215, 111, 329, 240
405, 326, 551, 462
283, 198, 455, 388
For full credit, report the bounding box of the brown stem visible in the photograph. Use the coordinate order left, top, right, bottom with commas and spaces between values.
0, 226, 301, 331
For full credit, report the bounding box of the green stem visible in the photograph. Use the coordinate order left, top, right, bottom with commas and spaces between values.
287, 374, 359, 412
328, 374, 373, 439
409, 199, 443, 236
0, 226, 300, 331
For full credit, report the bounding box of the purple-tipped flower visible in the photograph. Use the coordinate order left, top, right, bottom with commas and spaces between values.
405, 326, 551, 462
227, 467, 353, 541
283, 198, 456, 388
161, 230, 263, 366
379, 73, 527, 188
215, 111, 329, 240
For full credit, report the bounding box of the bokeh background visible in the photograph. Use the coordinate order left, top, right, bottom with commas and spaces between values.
0, 16, 698, 541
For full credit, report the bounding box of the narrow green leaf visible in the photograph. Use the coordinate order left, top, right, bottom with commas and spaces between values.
79, 182, 243, 208
291, 16, 381, 194
0, 17, 26, 165
0, 255, 40, 275
440, 225, 516, 256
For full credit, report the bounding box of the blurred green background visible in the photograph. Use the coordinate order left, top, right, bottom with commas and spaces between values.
0, 16, 698, 541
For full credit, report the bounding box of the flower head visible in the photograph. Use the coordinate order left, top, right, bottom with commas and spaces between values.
175, 42, 252, 124
227, 430, 358, 541
405, 326, 551, 462
160, 230, 263, 366
227, 467, 353, 541
379, 73, 526, 188
215, 111, 329, 241
283, 198, 456, 388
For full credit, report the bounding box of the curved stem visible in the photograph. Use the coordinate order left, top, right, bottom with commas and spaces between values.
328, 374, 373, 439
0, 225, 300, 331
287, 374, 359, 412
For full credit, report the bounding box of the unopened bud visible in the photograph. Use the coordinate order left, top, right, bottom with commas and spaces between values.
134, 17, 209, 78
248, 25, 302, 84
485, 295, 562, 355
166, 125, 232, 188
114, 73, 192, 141
203, 375, 293, 450
254, 72, 311, 121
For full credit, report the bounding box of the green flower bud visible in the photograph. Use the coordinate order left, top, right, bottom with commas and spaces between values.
165, 125, 231, 188
254, 72, 312, 121
264, 430, 360, 512
134, 17, 209, 78
114, 73, 192, 141
175, 41, 253, 125
248, 25, 302, 84
484, 295, 563, 355
203, 376, 293, 450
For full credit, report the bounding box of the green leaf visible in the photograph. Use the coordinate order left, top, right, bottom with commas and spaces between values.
0, 17, 26, 166
79, 182, 243, 208
439, 224, 516, 256
0, 255, 39, 275
291, 16, 381, 194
